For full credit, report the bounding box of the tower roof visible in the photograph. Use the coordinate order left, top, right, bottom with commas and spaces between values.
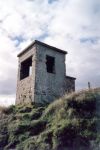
17, 40, 67, 57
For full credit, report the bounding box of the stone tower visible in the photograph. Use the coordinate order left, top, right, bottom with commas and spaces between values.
16, 40, 76, 104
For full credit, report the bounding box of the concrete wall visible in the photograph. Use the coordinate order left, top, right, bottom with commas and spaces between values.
65, 77, 75, 93
16, 43, 75, 104
16, 46, 36, 104
16, 76, 32, 104
34, 44, 66, 103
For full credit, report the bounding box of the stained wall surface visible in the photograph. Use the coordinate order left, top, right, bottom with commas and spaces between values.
16, 46, 36, 104
34, 44, 67, 103
16, 42, 75, 104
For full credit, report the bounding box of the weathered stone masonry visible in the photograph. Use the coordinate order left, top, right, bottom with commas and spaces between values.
16, 40, 76, 104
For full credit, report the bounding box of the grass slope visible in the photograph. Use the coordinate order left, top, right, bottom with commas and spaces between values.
0, 89, 100, 150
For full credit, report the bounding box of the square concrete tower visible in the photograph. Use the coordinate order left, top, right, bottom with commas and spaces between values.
16, 40, 76, 104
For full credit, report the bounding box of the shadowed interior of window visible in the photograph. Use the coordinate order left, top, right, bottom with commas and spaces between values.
46, 55, 55, 73
20, 57, 32, 80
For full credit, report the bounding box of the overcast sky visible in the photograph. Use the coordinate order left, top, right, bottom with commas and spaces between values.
0, 0, 100, 106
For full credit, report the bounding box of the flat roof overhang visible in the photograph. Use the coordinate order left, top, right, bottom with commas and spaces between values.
17, 40, 67, 57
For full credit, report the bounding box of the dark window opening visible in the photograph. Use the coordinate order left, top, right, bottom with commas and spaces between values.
46, 55, 55, 73
20, 57, 32, 80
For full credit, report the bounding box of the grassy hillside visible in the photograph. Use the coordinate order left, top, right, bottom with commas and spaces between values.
0, 89, 100, 150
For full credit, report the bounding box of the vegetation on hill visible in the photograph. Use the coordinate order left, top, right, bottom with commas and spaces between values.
0, 89, 100, 150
